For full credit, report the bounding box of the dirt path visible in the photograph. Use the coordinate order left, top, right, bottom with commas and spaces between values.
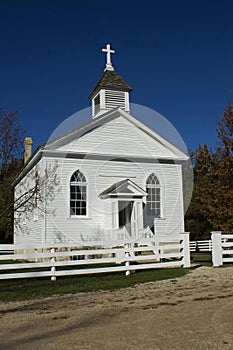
0, 266, 233, 350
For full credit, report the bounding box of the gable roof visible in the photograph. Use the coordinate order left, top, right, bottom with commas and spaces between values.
89, 70, 132, 99
45, 107, 189, 160
13, 107, 189, 186
99, 179, 147, 199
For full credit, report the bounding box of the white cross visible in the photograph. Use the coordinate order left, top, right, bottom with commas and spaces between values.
102, 44, 115, 71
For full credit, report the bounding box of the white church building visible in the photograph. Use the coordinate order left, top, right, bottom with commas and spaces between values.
14, 44, 189, 246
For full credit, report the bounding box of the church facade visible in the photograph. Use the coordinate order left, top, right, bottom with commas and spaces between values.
14, 44, 189, 246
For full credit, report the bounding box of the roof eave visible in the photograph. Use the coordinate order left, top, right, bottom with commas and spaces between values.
88, 70, 133, 99
88, 85, 132, 99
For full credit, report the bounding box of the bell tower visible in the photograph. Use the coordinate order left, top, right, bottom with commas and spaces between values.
89, 44, 132, 119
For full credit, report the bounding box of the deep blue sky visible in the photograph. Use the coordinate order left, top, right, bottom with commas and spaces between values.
0, 0, 232, 152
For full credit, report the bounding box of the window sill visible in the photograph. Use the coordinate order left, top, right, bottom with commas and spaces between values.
68, 216, 92, 220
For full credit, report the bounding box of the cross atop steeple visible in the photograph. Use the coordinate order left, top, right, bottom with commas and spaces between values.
102, 43, 115, 71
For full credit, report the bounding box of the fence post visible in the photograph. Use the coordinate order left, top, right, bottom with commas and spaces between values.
182, 233, 190, 268
211, 231, 223, 267
124, 243, 130, 276
50, 247, 56, 281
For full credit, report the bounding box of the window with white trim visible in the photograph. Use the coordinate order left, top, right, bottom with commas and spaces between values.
146, 173, 161, 217
70, 170, 87, 216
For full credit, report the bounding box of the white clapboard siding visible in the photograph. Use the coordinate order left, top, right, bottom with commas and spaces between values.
40, 157, 184, 244
14, 154, 184, 245
14, 110, 185, 246
57, 116, 180, 159
154, 165, 184, 236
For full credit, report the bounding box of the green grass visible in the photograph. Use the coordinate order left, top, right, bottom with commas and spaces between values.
191, 253, 233, 267
0, 268, 190, 302
220, 263, 233, 268
191, 253, 212, 266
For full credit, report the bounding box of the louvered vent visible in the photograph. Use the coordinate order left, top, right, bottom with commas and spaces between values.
94, 94, 100, 115
105, 90, 125, 110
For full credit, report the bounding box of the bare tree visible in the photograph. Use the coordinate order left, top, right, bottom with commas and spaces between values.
0, 110, 25, 242
0, 110, 60, 242
14, 162, 60, 231
0, 109, 25, 169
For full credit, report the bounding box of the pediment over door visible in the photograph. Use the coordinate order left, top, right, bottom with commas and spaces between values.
99, 179, 147, 199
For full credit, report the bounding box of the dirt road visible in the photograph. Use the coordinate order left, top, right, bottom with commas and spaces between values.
0, 266, 233, 350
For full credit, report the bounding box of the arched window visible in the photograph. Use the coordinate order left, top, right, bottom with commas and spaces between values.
70, 170, 87, 216
146, 173, 161, 217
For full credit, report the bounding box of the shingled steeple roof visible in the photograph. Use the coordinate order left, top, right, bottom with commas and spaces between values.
89, 70, 132, 99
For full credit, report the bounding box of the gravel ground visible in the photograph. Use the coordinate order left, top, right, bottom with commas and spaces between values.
0, 266, 233, 350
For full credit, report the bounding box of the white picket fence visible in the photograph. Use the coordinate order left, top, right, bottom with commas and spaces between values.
212, 232, 233, 266
0, 234, 190, 281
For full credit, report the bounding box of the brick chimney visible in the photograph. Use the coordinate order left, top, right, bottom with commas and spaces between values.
24, 137, 33, 164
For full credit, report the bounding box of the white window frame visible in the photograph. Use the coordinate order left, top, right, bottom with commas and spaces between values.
146, 173, 161, 218
70, 170, 88, 217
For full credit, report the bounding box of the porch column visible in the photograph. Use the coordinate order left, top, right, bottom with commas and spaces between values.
111, 200, 118, 230
136, 201, 143, 231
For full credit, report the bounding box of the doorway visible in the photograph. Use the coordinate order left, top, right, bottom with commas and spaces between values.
118, 201, 136, 237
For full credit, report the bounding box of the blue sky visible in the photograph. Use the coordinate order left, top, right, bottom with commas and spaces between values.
0, 0, 232, 152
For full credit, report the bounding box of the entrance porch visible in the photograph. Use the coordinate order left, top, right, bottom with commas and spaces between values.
99, 179, 147, 240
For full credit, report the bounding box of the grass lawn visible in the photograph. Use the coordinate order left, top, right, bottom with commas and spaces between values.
191, 252, 212, 266
0, 267, 190, 302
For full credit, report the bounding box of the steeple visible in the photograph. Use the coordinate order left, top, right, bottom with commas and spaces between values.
89, 44, 132, 119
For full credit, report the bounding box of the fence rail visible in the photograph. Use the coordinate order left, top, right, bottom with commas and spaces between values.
0, 234, 190, 281
189, 240, 212, 252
